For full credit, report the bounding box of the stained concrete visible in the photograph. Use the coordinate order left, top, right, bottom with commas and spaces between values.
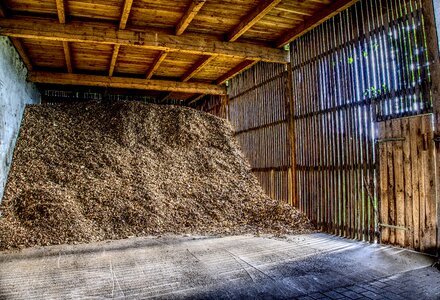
0, 233, 439, 299
0, 36, 40, 203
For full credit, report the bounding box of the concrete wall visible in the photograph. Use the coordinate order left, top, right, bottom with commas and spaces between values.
0, 36, 40, 202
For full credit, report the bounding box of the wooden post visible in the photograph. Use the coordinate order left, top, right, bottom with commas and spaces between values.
287, 63, 297, 207
421, 0, 440, 256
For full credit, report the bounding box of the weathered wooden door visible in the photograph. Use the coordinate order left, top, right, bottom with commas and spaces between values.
377, 115, 437, 254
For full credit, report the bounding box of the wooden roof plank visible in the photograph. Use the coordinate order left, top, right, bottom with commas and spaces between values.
119, 0, 134, 30
108, 44, 120, 76
215, 59, 258, 85
146, 51, 168, 79
275, 0, 359, 48
62, 41, 73, 73
10, 38, 33, 71
227, 0, 281, 42
55, 0, 66, 24
181, 55, 215, 82
0, 17, 289, 63
28, 71, 227, 95
175, 0, 207, 36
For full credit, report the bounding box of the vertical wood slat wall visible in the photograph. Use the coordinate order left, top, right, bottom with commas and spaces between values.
290, 0, 433, 241
377, 115, 437, 254
197, 62, 293, 204
228, 62, 293, 204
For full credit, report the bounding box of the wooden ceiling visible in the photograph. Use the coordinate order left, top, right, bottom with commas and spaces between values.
0, 0, 357, 101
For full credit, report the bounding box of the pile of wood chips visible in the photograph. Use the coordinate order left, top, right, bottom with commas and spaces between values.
0, 101, 312, 250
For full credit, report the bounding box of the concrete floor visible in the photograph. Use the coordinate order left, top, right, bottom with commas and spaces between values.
0, 233, 439, 300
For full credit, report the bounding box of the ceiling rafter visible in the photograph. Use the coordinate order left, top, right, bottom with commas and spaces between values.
275, 0, 359, 48
146, 51, 168, 79
0, 17, 289, 64
181, 55, 216, 82
55, 0, 66, 23
55, 0, 74, 73
109, 44, 120, 76
108, 0, 134, 76
175, 0, 207, 36
28, 72, 227, 95
62, 41, 73, 73
10, 38, 33, 70
215, 60, 258, 85
227, 0, 281, 42
119, 0, 134, 30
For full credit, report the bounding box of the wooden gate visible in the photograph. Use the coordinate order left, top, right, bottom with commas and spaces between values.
377, 115, 437, 254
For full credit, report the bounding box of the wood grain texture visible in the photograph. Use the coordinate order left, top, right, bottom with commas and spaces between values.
0, 17, 288, 63
215, 59, 258, 84
28, 71, 227, 94
55, 0, 66, 23
181, 55, 215, 82
108, 44, 120, 76
175, 0, 206, 36
146, 51, 168, 79
227, 0, 281, 42
63, 41, 73, 73
275, 0, 359, 47
119, 0, 133, 29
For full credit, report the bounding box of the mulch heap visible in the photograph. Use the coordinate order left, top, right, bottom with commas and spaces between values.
0, 101, 312, 250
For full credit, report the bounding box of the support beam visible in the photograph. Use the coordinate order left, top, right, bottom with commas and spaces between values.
227, 0, 281, 42
215, 60, 258, 85
119, 0, 134, 30
275, 0, 359, 48
0, 17, 288, 63
146, 51, 168, 79
55, 0, 66, 24
181, 55, 215, 82
421, 0, 440, 256
109, 44, 120, 76
159, 92, 173, 103
108, 0, 133, 77
62, 41, 73, 73
10, 38, 33, 71
28, 72, 227, 95
176, 0, 206, 36
187, 94, 205, 106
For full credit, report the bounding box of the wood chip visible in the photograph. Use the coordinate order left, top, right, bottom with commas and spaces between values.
0, 101, 313, 250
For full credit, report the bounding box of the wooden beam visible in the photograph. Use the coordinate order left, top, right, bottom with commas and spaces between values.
108, 0, 133, 77
181, 55, 215, 82
187, 94, 205, 106
62, 41, 73, 73
159, 92, 173, 103
108, 44, 120, 76
227, 0, 281, 42
0, 17, 288, 63
119, 0, 133, 30
275, 0, 359, 48
55, 0, 66, 24
146, 51, 168, 79
215, 60, 258, 85
28, 72, 227, 95
175, 0, 206, 36
10, 38, 33, 71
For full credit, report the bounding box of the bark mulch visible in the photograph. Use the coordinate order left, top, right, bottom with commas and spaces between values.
0, 101, 313, 250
